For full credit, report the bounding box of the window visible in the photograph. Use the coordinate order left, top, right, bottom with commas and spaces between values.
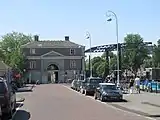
70, 49, 75, 55
70, 60, 76, 68
30, 61, 36, 69
30, 48, 36, 54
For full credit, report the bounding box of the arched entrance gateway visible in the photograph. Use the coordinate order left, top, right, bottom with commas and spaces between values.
47, 64, 59, 83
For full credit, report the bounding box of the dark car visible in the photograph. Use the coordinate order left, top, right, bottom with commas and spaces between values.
71, 80, 78, 90
76, 80, 83, 92
0, 79, 17, 118
83, 77, 103, 95
94, 83, 123, 102
80, 80, 86, 94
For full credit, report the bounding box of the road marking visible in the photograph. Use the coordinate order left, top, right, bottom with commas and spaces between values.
10, 101, 24, 120
62, 85, 156, 120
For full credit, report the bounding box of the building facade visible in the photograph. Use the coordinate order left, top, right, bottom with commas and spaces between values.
22, 36, 85, 83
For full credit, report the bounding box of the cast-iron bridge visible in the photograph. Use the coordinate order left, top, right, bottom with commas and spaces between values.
84, 42, 152, 78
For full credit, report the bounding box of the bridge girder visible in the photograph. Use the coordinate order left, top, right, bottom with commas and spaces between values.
85, 42, 152, 53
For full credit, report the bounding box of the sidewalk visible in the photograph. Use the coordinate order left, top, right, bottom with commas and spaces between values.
110, 92, 160, 118
17, 84, 35, 92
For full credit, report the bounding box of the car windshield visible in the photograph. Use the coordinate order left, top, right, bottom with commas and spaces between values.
90, 79, 103, 84
103, 85, 117, 90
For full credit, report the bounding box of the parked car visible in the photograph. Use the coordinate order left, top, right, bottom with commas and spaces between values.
83, 77, 103, 95
71, 80, 78, 90
0, 78, 17, 118
94, 83, 123, 102
76, 80, 83, 92
80, 80, 86, 94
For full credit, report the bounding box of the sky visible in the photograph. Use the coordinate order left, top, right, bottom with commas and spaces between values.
0, 0, 160, 53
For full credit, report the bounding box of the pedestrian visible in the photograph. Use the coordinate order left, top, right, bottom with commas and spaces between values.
135, 76, 140, 94
144, 78, 149, 91
129, 76, 134, 94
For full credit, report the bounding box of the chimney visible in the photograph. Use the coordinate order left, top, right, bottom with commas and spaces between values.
65, 36, 69, 41
34, 35, 39, 41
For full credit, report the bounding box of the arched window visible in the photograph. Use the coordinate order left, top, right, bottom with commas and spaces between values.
47, 64, 59, 70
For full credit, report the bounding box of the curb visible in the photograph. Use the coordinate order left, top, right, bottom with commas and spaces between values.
16, 97, 25, 102
109, 103, 160, 118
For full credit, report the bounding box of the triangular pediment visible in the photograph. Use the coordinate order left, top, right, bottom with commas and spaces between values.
41, 51, 64, 57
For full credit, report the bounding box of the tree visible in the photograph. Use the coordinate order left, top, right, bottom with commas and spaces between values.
92, 56, 104, 77
143, 56, 152, 68
85, 56, 105, 77
123, 34, 149, 73
101, 51, 117, 72
86, 51, 117, 78
152, 39, 160, 67
0, 31, 32, 71
0, 49, 4, 60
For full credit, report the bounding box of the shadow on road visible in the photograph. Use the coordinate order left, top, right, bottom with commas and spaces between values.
109, 103, 160, 118
150, 114, 160, 118
12, 110, 31, 120
141, 102, 160, 108
106, 99, 128, 103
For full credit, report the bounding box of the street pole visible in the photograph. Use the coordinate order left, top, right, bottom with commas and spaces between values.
106, 10, 120, 87
86, 31, 93, 77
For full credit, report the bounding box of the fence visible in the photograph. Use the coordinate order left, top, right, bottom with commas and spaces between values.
140, 81, 160, 93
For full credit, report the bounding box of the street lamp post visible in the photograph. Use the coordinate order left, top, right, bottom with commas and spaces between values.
106, 10, 120, 87
86, 31, 93, 77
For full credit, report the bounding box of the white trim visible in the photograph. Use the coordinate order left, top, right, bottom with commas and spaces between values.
27, 56, 83, 59
30, 48, 36, 54
41, 50, 64, 57
29, 61, 36, 69
70, 60, 76, 68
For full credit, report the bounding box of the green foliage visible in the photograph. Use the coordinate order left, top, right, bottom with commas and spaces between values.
0, 31, 32, 71
152, 40, 160, 67
85, 52, 116, 77
86, 33, 152, 77
122, 34, 149, 72
0, 49, 4, 60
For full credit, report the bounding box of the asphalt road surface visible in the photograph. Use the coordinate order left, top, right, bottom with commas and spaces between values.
12, 84, 155, 120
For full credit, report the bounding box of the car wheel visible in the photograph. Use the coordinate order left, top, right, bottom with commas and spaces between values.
100, 95, 104, 102
84, 90, 87, 96
7, 108, 12, 119
80, 89, 83, 94
13, 100, 16, 112
94, 93, 97, 100
81, 89, 84, 94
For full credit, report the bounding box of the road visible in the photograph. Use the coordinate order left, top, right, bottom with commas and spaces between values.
12, 84, 155, 120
